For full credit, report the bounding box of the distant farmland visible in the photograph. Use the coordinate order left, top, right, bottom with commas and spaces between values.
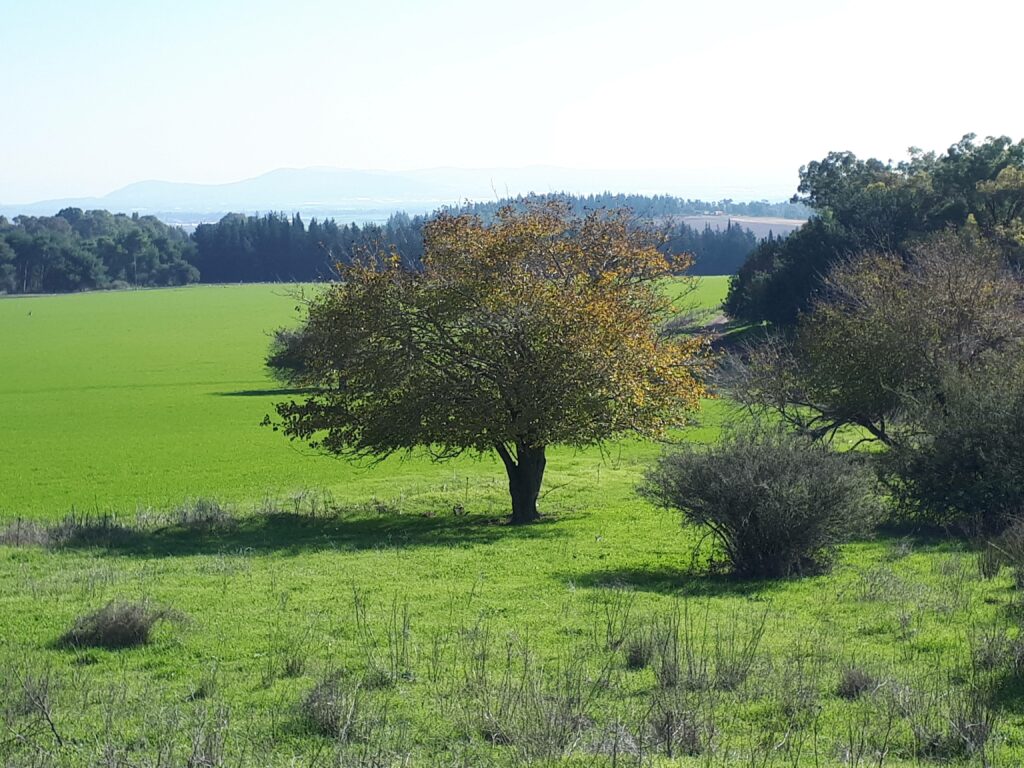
676, 214, 805, 239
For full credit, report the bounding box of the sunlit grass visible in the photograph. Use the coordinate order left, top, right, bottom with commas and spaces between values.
2, 277, 1022, 765
0, 278, 729, 520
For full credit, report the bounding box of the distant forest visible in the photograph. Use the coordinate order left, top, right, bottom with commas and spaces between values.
0, 193, 806, 294
0, 209, 197, 294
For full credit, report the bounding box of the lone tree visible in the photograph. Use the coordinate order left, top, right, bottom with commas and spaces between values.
267, 202, 708, 524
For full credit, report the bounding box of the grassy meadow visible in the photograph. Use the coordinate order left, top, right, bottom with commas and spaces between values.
2, 278, 1023, 766
0, 277, 725, 518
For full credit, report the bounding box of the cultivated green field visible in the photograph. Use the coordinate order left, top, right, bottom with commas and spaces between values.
1, 278, 1022, 766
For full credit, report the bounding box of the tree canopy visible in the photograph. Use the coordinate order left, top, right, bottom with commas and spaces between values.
726, 134, 1024, 324
267, 202, 709, 523
726, 231, 1024, 448
0, 208, 197, 294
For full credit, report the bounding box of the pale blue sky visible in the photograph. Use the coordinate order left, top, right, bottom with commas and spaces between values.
1, 0, 1020, 203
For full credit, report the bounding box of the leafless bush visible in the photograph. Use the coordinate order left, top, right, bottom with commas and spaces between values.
772, 653, 822, 724
186, 704, 231, 767
648, 603, 713, 692
3, 667, 65, 750
835, 693, 900, 767
971, 626, 1013, 674
970, 623, 1024, 678
711, 610, 766, 692
595, 587, 635, 652
581, 720, 641, 762
0, 518, 50, 547
995, 518, 1024, 591
187, 664, 221, 703
892, 675, 1000, 761
286, 487, 339, 518
651, 611, 682, 689
933, 557, 970, 618
976, 541, 1003, 579
852, 564, 920, 604
883, 537, 914, 561
460, 630, 602, 762
944, 687, 1000, 761
646, 690, 709, 758
350, 588, 413, 687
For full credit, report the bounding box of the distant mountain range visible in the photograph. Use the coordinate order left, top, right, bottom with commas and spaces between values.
0, 166, 798, 226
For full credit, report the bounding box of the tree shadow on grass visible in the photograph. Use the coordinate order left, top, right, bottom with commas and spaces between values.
30, 511, 564, 558
872, 522, 969, 550
566, 564, 784, 599
213, 387, 312, 397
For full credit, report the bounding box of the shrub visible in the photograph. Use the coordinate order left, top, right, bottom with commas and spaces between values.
837, 665, 876, 700
58, 600, 171, 649
647, 692, 706, 757
624, 631, 654, 671
300, 675, 362, 740
266, 326, 313, 386
883, 364, 1024, 536
641, 428, 879, 578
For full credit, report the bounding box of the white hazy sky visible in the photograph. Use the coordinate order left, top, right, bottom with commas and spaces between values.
0, 0, 1020, 203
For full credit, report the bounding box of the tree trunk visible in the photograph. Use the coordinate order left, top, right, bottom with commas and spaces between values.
497, 442, 546, 525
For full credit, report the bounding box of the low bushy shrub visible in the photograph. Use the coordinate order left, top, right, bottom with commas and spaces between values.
300, 675, 362, 740
837, 665, 877, 700
624, 631, 654, 671
641, 428, 879, 578
58, 600, 172, 649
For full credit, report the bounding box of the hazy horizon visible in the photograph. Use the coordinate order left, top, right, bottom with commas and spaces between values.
1, 0, 1021, 205
0, 163, 803, 210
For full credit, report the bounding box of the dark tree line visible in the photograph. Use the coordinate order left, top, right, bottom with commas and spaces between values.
664, 219, 760, 276
726, 134, 1024, 324
189, 211, 426, 283
0, 193, 800, 294
453, 193, 809, 220
190, 208, 763, 283
0, 208, 197, 294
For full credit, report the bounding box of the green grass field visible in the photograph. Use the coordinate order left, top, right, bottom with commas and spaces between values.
2, 278, 1023, 766
0, 279, 729, 520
